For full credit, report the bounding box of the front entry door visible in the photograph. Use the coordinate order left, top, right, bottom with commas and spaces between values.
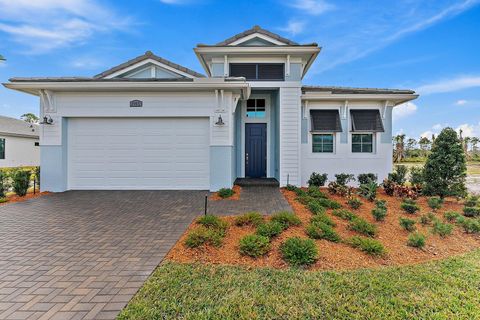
245, 123, 267, 178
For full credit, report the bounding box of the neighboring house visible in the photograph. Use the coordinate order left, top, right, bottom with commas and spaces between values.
0, 116, 40, 168
3, 26, 418, 192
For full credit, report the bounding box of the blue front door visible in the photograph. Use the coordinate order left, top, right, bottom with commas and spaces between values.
245, 123, 267, 178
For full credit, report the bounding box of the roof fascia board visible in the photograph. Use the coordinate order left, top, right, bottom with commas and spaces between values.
0, 132, 39, 139
194, 46, 320, 54
228, 33, 287, 46
302, 93, 419, 105
104, 58, 195, 79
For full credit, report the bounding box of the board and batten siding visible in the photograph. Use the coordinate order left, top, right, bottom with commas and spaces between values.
279, 87, 301, 186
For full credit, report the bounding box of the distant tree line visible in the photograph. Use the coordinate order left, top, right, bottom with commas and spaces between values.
393, 130, 479, 162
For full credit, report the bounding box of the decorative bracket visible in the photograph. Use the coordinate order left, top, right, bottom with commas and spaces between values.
39, 90, 56, 113
381, 100, 389, 119
340, 100, 348, 119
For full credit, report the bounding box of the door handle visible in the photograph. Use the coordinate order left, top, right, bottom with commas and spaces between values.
246, 153, 249, 164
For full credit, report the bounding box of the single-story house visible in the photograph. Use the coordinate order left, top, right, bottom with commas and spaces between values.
3, 26, 418, 192
0, 116, 40, 168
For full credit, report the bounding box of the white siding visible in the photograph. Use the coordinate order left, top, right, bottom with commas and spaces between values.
0, 135, 40, 168
279, 87, 301, 186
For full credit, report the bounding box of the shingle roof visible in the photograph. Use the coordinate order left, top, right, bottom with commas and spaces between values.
8, 77, 195, 82
0, 116, 39, 138
302, 86, 416, 95
94, 51, 205, 79
198, 25, 317, 47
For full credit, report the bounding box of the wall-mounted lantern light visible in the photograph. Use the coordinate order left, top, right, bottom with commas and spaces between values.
215, 115, 225, 126
40, 115, 54, 125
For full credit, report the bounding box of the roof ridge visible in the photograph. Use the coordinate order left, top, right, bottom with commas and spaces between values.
214, 25, 300, 46
94, 51, 205, 79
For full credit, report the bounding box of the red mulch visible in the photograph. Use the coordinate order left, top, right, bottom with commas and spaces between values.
0, 192, 51, 206
209, 185, 242, 201
166, 188, 480, 271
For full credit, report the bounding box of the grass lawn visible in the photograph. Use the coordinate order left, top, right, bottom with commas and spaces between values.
118, 250, 480, 320
395, 161, 480, 175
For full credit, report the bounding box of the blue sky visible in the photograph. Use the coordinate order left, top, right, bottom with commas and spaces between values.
0, 0, 479, 139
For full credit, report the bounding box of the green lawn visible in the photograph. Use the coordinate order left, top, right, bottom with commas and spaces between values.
118, 250, 480, 320
396, 161, 480, 175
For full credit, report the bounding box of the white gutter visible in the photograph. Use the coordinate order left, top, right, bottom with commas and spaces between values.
302, 93, 419, 106
3, 80, 251, 99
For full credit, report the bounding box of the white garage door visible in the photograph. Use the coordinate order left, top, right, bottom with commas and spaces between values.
68, 118, 210, 190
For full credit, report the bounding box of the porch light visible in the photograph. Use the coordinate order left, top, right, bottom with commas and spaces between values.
40, 115, 54, 125
215, 115, 225, 126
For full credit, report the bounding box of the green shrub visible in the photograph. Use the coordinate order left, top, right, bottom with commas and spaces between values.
310, 213, 336, 227
347, 236, 386, 256
335, 173, 355, 186
234, 212, 264, 227
375, 199, 387, 210
332, 209, 356, 221
357, 173, 378, 185
464, 195, 479, 207
461, 219, 480, 234
316, 198, 342, 209
401, 200, 420, 214
184, 227, 224, 248
271, 211, 302, 229
306, 222, 341, 242
306, 186, 328, 199
409, 166, 425, 186
285, 184, 298, 192
11, 169, 31, 197
444, 211, 462, 222
348, 217, 377, 237
389, 165, 408, 185
308, 172, 328, 187
347, 197, 362, 210
463, 206, 480, 217
399, 217, 416, 231
0, 171, 8, 198
358, 181, 378, 202
217, 187, 235, 198
407, 232, 426, 248
256, 221, 285, 239
197, 214, 228, 232
296, 195, 315, 205
432, 220, 454, 237
239, 235, 271, 257
420, 212, 436, 225
0, 197, 8, 203
280, 237, 318, 266
372, 207, 387, 221
307, 201, 327, 215
427, 197, 443, 210
294, 188, 307, 197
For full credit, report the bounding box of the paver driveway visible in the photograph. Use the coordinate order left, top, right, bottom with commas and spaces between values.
0, 191, 208, 320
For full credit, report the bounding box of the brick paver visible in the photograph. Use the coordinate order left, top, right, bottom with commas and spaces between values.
0, 191, 207, 320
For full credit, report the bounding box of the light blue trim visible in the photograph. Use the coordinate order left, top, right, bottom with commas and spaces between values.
340, 117, 348, 144
235, 105, 242, 178
381, 107, 393, 143
40, 118, 68, 192
285, 63, 302, 81
211, 63, 224, 77
210, 146, 234, 191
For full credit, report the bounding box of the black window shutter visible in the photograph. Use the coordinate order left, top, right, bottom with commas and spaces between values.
310, 110, 342, 132
257, 64, 284, 80
350, 110, 384, 132
230, 64, 257, 80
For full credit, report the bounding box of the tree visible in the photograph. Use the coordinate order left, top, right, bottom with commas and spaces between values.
405, 138, 417, 158
418, 137, 431, 157
423, 127, 467, 199
20, 113, 39, 124
393, 134, 406, 162
471, 137, 479, 156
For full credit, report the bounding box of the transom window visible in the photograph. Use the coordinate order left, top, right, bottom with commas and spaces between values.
352, 134, 373, 153
230, 63, 284, 81
0, 138, 5, 159
312, 134, 334, 153
246, 99, 266, 118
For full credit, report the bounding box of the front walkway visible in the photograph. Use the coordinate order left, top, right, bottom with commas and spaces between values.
0, 191, 206, 320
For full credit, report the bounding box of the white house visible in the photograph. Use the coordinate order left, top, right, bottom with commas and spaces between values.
3, 26, 418, 192
0, 116, 40, 168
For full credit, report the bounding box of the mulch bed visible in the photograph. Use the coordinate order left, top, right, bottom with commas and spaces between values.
167, 188, 480, 271
209, 185, 242, 201
0, 192, 51, 206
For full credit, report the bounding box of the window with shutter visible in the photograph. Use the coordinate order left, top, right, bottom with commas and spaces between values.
229, 63, 284, 80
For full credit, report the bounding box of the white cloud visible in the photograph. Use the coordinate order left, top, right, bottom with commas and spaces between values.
420, 130, 435, 139
0, 0, 131, 53
456, 99, 468, 105
393, 102, 417, 120
279, 20, 306, 35
417, 76, 480, 95
288, 0, 334, 15
432, 123, 443, 130
456, 123, 480, 137
70, 56, 104, 69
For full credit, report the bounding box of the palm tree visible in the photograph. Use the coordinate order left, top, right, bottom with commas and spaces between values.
419, 136, 431, 158
471, 137, 479, 156
393, 134, 406, 162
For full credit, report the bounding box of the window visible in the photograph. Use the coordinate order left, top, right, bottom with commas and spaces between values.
350, 110, 384, 132
312, 134, 334, 153
230, 63, 284, 81
352, 134, 373, 153
0, 138, 4, 159
310, 110, 342, 132
34, 142, 40, 147
246, 99, 266, 118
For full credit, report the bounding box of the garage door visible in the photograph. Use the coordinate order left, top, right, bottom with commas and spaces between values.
68, 118, 210, 190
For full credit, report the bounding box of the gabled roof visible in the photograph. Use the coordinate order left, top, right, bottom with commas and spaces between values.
94, 51, 205, 79
0, 116, 39, 138
198, 25, 317, 47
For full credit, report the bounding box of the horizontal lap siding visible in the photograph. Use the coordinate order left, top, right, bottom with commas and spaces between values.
279, 87, 301, 186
